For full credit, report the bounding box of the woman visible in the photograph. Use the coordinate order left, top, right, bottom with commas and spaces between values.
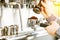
39, 0, 60, 38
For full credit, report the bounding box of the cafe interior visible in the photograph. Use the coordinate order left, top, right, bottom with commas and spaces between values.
0, 0, 60, 40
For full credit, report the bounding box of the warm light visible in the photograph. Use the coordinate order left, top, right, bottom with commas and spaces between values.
53, 0, 60, 17
54, 2, 60, 6
53, 0, 60, 6
56, 0, 60, 2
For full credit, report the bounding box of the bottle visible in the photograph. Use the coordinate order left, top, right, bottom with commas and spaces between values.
28, 16, 38, 29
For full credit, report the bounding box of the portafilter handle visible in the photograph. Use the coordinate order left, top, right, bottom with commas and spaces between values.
33, 0, 45, 14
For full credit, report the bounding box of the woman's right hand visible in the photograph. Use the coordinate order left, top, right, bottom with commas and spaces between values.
41, 0, 55, 18
41, 0, 60, 36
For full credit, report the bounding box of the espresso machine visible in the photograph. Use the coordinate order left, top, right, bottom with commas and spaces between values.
0, 0, 23, 36
0, 0, 57, 40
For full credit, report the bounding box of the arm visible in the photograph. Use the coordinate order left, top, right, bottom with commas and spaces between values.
55, 18, 60, 38
40, 0, 60, 38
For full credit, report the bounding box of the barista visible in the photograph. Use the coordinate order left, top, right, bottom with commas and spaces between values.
36, 0, 60, 38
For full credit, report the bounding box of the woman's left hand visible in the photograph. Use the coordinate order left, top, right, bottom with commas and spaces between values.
45, 21, 60, 36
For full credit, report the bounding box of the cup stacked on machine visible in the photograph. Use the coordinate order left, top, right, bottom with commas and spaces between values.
0, 25, 18, 36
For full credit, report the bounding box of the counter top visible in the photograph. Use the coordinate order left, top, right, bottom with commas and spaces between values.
0, 27, 49, 40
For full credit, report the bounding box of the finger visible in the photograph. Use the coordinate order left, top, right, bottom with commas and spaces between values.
41, 9, 48, 18
44, 0, 47, 2
41, 7, 49, 18
44, 0, 50, 3
41, 7, 44, 11
41, 1, 47, 8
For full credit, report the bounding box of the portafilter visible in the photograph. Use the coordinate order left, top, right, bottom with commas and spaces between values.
33, 0, 44, 14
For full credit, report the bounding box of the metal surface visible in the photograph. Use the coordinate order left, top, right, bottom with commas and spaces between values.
7, 2, 23, 31
0, 3, 3, 27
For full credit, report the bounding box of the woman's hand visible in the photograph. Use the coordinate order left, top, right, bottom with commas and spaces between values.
41, 0, 55, 18
40, 0, 60, 36
45, 21, 60, 36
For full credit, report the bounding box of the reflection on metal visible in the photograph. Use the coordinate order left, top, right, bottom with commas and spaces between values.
0, 1, 3, 27
1, 0, 40, 8
10, 25, 15, 35
0, 0, 20, 8
8, 1, 23, 31
0, 0, 40, 8
27, 16, 38, 31
0, 25, 18, 36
